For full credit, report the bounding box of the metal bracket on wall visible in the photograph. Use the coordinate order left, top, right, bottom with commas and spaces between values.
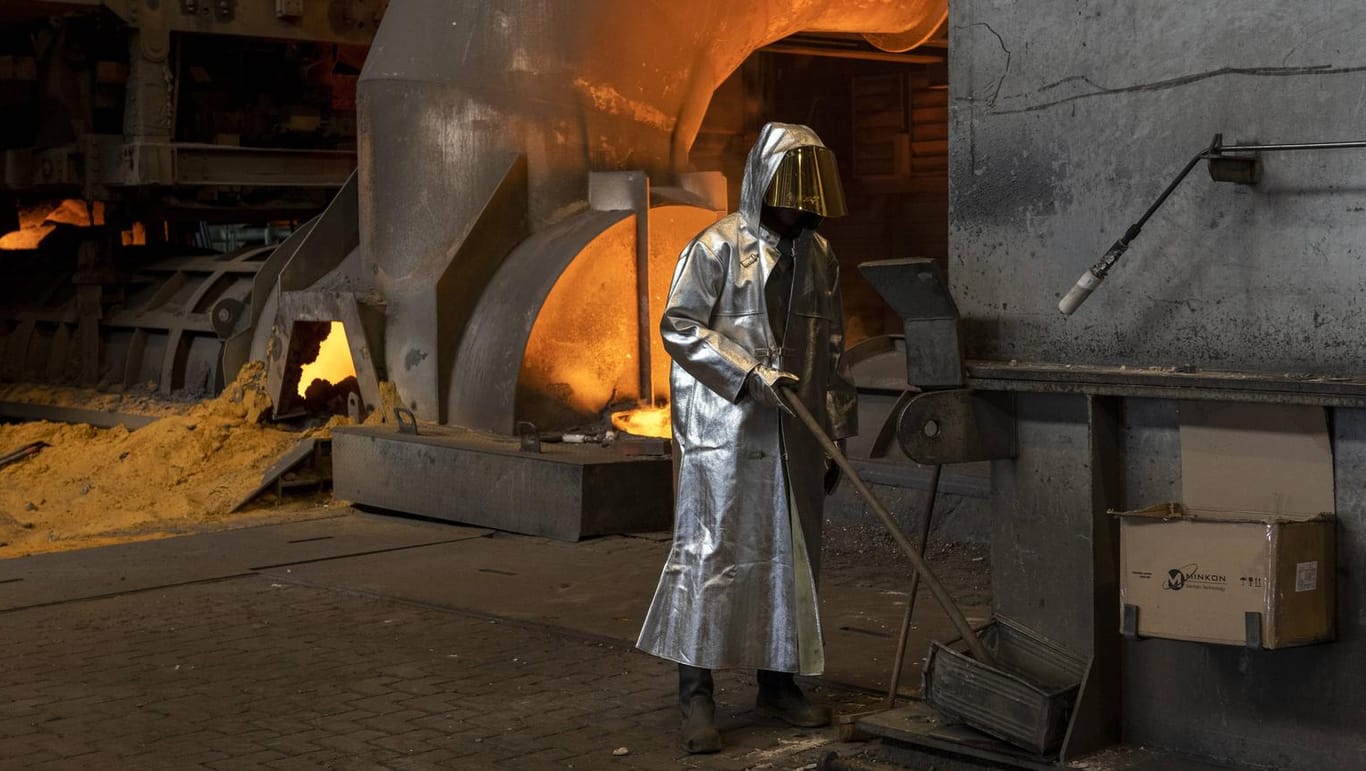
896, 388, 1016, 465
393, 407, 417, 435
858, 258, 964, 390
1245, 611, 1263, 650
516, 421, 541, 453
1121, 603, 1140, 641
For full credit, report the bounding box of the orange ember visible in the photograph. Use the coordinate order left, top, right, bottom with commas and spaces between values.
123, 221, 147, 247
1, 200, 144, 250
612, 403, 672, 439
297, 321, 357, 397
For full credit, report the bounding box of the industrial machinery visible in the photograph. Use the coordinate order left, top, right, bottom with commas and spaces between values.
0, 0, 383, 397
0, 0, 952, 541
225, 0, 952, 539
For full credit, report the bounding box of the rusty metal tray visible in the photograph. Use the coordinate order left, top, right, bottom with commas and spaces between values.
922, 616, 1087, 756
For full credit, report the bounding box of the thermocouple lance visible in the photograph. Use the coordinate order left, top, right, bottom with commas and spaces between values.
1057, 133, 1366, 315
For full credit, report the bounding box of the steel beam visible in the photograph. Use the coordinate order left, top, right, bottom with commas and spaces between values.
968, 360, 1366, 408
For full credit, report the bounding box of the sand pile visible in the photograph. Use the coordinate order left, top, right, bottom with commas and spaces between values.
0, 381, 197, 418
0, 361, 337, 557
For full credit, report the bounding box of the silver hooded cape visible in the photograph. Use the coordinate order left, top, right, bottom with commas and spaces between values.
636, 123, 858, 675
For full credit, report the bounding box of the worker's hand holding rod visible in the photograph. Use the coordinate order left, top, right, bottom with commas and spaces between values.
778, 387, 994, 667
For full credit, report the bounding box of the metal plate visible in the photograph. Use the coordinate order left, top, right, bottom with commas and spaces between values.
859, 259, 964, 389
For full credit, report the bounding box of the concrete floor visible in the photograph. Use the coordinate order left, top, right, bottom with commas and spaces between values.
0, 509, 990, 770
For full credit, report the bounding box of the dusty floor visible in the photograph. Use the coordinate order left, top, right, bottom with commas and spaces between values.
0, 382, 1122, 768
824, 534, 992, 609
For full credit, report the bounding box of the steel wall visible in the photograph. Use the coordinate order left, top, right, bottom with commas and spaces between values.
952, 3, 1366, 766
950, 1, 1366, 376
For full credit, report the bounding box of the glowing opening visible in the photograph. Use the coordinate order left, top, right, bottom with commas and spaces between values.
0, 200, 146, 250
611, 403, 672, 439
297, 321, 357, 397
517, 205, 719, 432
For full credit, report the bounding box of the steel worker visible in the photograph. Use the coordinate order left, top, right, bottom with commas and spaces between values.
636, 122, 859, 754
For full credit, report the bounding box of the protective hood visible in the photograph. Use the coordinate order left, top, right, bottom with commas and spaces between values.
738, 122, 843, 227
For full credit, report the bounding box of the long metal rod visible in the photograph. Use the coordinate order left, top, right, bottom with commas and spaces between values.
1216, 139, 1366, 153
779, 390, 993, 666
885, 463, 941, 707
1062, 133, 1366, 316
634, 187, 653, 403
1132, 148, 1208, 233
1059, 136, 1215, 315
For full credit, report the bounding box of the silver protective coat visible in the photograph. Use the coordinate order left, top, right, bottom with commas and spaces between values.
636, 123, 858, 675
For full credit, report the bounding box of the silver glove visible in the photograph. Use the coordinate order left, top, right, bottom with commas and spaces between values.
747, 365, 800, 415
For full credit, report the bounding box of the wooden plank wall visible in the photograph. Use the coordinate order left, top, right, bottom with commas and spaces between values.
832, 70, 949, 343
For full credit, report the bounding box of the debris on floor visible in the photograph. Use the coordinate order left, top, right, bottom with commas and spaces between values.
0, 362, 344, 557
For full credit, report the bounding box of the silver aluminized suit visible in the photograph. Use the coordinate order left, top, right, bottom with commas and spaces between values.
636, 123, 858, 675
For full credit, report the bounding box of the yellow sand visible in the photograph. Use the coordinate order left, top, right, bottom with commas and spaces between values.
0, 361, 351, 558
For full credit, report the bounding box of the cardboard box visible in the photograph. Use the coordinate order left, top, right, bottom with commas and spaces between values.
1116, 503, 1335, 648
1114, 402, 1338, 649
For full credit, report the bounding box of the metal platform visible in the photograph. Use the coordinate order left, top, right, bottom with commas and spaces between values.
331, 424, 673, 541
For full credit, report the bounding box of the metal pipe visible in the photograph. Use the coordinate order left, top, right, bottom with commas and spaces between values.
1213, 139, 1366, 153
780, 390, 994, 666
885, 463, 941, 707
634, 192, 653, 404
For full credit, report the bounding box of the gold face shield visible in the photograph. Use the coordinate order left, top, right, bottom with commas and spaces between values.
763, 145, 848, 218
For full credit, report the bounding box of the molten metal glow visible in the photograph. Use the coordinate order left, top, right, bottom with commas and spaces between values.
520, 218, 640, 419
122, 222, 147, 247
296, 321, 356, 397
0, 200, 142, 250
42, 199, 103, 227
612, 404, 673, 439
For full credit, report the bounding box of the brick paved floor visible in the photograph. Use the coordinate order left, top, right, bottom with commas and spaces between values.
0, 575, 881, 770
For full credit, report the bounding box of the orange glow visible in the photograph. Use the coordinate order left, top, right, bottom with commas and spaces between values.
612, 403, 673, 439
44, 199, 104, 227
122, 222, 147, 247
519, 217, 640, 425
296, 321, 356, 397
0, 200, 132, 250
518, 205, 721, 431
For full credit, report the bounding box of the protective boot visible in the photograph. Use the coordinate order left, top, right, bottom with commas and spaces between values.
679, 664, 722, 754
755, 669, 831, 728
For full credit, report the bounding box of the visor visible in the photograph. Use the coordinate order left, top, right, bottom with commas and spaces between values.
763, 145, 848, 218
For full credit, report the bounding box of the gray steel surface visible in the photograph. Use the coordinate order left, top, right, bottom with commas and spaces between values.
953, 4, 1366, 766
222, 218, 317, 381
967, 361, 1366, 408
951, 1, 1366, 379
989, 394, 1097, 656
331, 426, 672, 542
859, 259, 963, 389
